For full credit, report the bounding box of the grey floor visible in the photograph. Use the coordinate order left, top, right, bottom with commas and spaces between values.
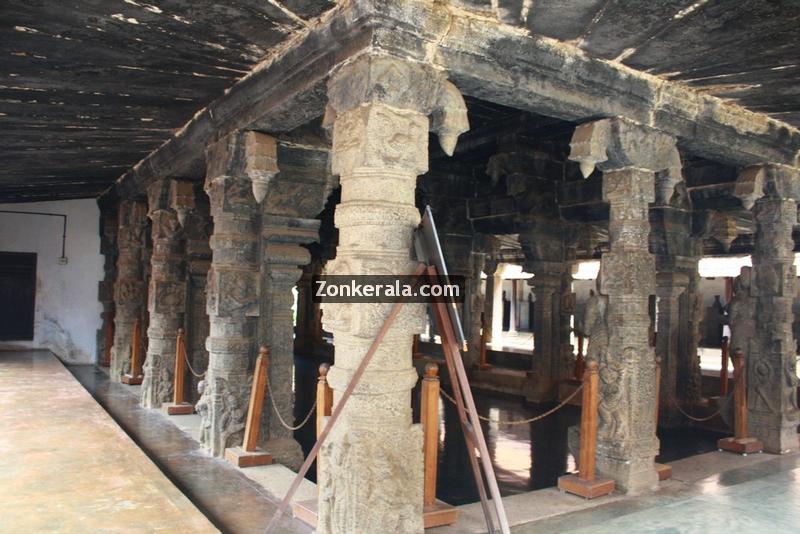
518, 454, 800, 533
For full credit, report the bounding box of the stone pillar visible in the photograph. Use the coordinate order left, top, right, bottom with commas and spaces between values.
466, 251, 487, 368
491, 270, 504, 341
256, 135, 331, 468
650, 164, 702, 423
97, 206, 118, 365
483, 259, 498, 344
182, 188, 212, 403
318, 54, 468, 533
733, 164, 800, 453
110, 199, 148, 381
196, 132, 262, 456
140, 180, 186, 409
521, 221, 570, 402
569, 117, 678, 493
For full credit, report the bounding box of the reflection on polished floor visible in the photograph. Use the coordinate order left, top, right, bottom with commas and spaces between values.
0, 350, 217, 533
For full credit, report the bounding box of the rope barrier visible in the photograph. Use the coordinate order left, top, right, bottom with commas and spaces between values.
666, 391, 722, 422
440, 384, 583, 426
182, 345, 207, 378
265, 377, 317, 431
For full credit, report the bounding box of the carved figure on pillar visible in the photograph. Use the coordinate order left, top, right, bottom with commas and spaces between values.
317, 54, 468, 534
197, 131, 264, 456
569, 117, 677, 493
110, 199, 148, 381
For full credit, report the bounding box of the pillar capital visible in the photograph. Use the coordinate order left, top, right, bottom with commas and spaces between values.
326, 54, 468, 157
734, 163, 800, 209
569, 117, 679, 177
206, 130, 278, 204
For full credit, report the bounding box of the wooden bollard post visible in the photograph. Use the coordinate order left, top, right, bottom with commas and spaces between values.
163, 328, 194, 415
718, 349, 763, 455
421, 363, 440, 507
122, 318, 143, 385
316, 362, 333, 479
720, 336, 729, 396
225, 346, 273, 467
420, 363, 458, 528
558, 360, 615, 498
574, 334, 585, 381
653, 356, 672, 480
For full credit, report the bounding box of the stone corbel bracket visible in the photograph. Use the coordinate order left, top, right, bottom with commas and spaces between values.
206, 130, 279, 204
323, 54, 469, 158
733, 163, 800, 210
568, 117, 678, 177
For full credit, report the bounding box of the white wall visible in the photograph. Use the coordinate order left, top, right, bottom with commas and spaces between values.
0, 199, 103, 363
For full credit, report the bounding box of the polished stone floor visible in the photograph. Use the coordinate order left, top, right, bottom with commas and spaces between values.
68, 361, 310, 534
518, 453, 800, 534
0, 350, 217, 533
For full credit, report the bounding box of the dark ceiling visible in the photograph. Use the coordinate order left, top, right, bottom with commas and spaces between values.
0, 0, 334, 202
1, 0, 798, 203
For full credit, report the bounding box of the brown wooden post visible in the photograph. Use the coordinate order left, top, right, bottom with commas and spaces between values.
718, 348, 763, 454
316, 363, 333, 439
313, 362, 334, 506
558, 360, 615, 498
412, 334, 421, 360
421, 363, 440, 507
720, 336, 729, 396
653, 356, 672, 480
574, 334, 585, 381
224, 346, 273, 467
122, 318, 143, 385
163, 328, 193, 415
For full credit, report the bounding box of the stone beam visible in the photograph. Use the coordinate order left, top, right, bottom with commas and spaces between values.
368, 0, 800, 168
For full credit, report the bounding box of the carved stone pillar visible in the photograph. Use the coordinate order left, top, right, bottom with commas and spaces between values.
650, 175, 702, 423
521, 221, 570, 402
256, 136, 331, 467
140, 180, 186, 409
491, 270, 503, 342
110, 199, 148, 381
97, 206, 118, 364
318, 54, 468, 533
196, 132, 262, 456
733, 164, 800, 453
183, 189, 212, 403
569, 117, 678, 493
